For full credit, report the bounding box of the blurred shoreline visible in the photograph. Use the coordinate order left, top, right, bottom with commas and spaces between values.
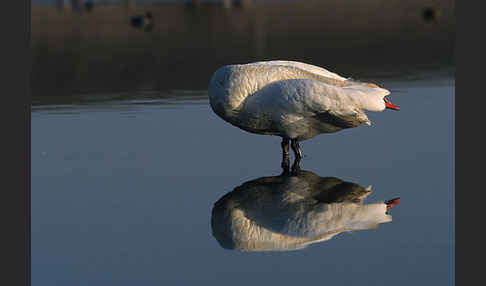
31, 1, 455, 97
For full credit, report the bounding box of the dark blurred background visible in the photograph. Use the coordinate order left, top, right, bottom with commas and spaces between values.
31, 0, 455, 98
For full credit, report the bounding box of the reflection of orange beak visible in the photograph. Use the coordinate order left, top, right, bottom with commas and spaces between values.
385, 197, 400, 207
384, 97, 400, 111
385, 197, 400, 214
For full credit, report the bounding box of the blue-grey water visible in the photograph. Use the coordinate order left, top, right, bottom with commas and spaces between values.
31, 68, 454, 285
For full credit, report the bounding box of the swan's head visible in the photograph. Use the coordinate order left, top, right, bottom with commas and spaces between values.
383, 95, 400, 111
360, 83, 399, 112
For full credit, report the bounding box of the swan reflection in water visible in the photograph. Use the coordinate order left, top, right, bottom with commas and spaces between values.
211, 168, 400, 251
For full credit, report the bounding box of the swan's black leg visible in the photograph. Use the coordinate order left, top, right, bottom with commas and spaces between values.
281, 138, 290, 171
291, 139, 302, 160
281, 138, 290, 157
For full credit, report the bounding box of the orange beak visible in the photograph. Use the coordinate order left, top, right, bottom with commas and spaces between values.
384, 97, 400, 111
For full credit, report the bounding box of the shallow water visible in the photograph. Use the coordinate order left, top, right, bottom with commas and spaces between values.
31, 68, 454, 285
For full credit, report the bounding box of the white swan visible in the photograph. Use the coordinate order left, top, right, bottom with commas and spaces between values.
208, 60, 399, 160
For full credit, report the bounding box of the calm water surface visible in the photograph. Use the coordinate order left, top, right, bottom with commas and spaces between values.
31, 68, 454, 285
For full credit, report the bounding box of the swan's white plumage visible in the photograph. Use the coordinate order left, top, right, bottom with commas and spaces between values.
246, 60, 349, 81
208, 60, 391, 141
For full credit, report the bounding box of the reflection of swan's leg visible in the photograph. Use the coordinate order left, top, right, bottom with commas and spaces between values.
281, 164, 290, 176
291, 155, 302, 173
291, 139, 303, 172
281, 138, 290, 170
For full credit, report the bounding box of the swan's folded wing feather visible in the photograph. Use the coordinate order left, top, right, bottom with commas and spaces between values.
249, 60, 349, 81
315, 111, 364, 128
242, 78, 372, 126
278, 78, 372, 125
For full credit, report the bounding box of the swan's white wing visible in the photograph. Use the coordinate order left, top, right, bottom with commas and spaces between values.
247, 60, 349, 82
245, 78, 366, 118
280, 202, 392, 238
